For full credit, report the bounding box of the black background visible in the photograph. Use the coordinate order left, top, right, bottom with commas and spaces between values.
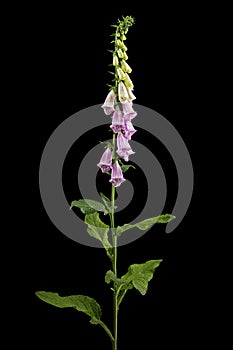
11, 2, 222, 349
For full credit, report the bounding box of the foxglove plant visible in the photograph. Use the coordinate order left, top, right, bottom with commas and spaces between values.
36, 16, 175, 350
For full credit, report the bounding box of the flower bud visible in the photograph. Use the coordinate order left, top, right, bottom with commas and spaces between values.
121, 34, 127, 40
117, 39, 124, 47
121, 60, 132, 73
117, 67, 126, 80
124, 28, 128, 34
117, 49, 124, 58
121, 43, 127, 51
123, 51, 128, 60
124, 73, 134, 88
126, 87, 136, 101
113, 55, 119, 66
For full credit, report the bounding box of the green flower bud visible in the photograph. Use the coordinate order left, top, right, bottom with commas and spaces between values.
117, 49, 124, 58
124, 72, 134, 88
117, 67, 126, 80
121, 34, 127, 40
121, 60, 132, 73
123, 51, 128, 60
122, 43, 128, 51
113, 55, 119, 66
117, 39, 123, 47
125, 28, 128, 34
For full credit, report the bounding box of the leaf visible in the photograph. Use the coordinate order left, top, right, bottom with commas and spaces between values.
100, 192, 111, 204
100, 192, 112, 214
105, 270, 118, 284
35, 292, 101, 324
120, 164, 136, 173
100, 192, 117, 213
116, 214, 176, 237
70, 199, 106, 214
121, 260, 162, 295
85, 213, 112, 257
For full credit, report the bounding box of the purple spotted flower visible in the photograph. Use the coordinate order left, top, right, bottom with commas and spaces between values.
117, 132, 135, 162
122, 101, 137, 119
110, 109, 125, 133
97, 148, 112, 173
124, 119, 137, 140
109, 160, 126, 187
101, 90, 116, 115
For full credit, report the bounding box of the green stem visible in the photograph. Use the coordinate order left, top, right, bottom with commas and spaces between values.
110, 133, 118, 350
98, 320, 115, 342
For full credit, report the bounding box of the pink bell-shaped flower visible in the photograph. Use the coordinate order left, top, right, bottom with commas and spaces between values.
97, 148, 113, 173
109, 160, 126, 188
117, 132, 135, 162
101, 90, 116, 115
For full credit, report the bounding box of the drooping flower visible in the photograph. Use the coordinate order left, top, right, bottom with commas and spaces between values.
110, 109, 125, 133
126, 87, 136, 101
109, 160, 126, 187
97, 148, 113, 173
124, 72, 134, 88
101, 90, 116, 115
117, 67, 126, 80
118, 82, 129, 103
122, 101, 137, 119
121, 60, 132, 73
124, 119, 137, 140
117, 132, 135, 161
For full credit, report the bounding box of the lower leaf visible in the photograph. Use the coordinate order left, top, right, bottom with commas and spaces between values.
35, 291, 114, 341
35, 291, 101, 324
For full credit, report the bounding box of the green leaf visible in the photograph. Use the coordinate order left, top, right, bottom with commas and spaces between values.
100, 192, 111, 213
121, 164, 136, 173
100, 192, 111, 204
100, 192, 117, 213
85, 213, 112, 257
35, 292, 101, 324
70, 199, 106, 214
121, 260, 162, 295
105, 270, 118, 284
116, 214, 176, 237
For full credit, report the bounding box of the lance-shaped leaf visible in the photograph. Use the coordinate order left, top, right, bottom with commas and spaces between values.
116, 214, 175, 237
120, 164, 136, 173
121, 260, 162, 295
35, 292, 114, 341
35, 292, 102, 324
85, 213, 112, 258
100, 192, 117, 213
70, 199, 106, 214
